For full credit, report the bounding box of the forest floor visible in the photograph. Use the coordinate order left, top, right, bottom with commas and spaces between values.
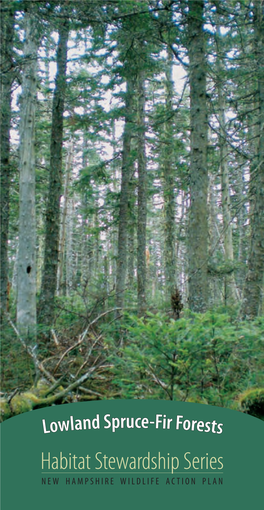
1, 304, 264, 422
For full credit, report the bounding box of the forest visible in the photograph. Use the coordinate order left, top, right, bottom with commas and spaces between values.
0, 0, 264, 421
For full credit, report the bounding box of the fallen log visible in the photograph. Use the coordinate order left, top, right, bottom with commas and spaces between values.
0, 365, 101, 422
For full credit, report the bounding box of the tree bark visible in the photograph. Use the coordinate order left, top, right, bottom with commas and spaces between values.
38, 16, 69, 325
137, 70, 147, 316
208, 175, 224, 305
127, 213, 136, 287
16, 11, 39, 340
187, 0, 209, 312
237, 165, 248, 293
115, 77, 134, 309
0, 5, 14, 319
241, 1, 264, 318
216, 25, 238, 304
163, 48, 176, 299
56, 141, 73, 295
66, 196, 74, 296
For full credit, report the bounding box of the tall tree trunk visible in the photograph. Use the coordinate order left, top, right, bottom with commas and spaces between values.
56, 141, 73, 295
187, 0, 209, 312
38, 17, 69, 325
237, 165, 248, 293
36, 213, 44, 292
176, 191, 187, 298
127, 174, 136, 288
163, 48, 176, 299
66, 196, 74, 296
208, 175, 224, 305
0, 5, 14, 320
16, 11, 39, 340
94, 195, 100, 278
115, 77, 134, 309
241, 1, 264, 318
137, 70, 147, 316
127, 216, 135, 287
80, 126, 90, 291
110, 120, 119, 289
216, 25, 238, 304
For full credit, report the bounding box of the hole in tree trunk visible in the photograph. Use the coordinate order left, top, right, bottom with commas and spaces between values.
27, 266, 31, 274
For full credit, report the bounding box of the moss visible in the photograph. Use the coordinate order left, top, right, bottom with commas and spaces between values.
186, 396, 208, 405
10, 394, 34, 415
0, 401, 12, 422
238, 388, 264, 420
34, 379, 50, 397
23, 392, 42, 404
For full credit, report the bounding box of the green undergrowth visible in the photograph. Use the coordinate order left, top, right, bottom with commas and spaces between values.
104, 311, 264, 413
1, 310, 264, 419
0, 325, 35, 393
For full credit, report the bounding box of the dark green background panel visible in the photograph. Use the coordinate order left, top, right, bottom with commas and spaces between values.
1, 401, 263, 509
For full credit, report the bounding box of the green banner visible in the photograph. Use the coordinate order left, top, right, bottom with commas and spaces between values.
1, 401, 263, 508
